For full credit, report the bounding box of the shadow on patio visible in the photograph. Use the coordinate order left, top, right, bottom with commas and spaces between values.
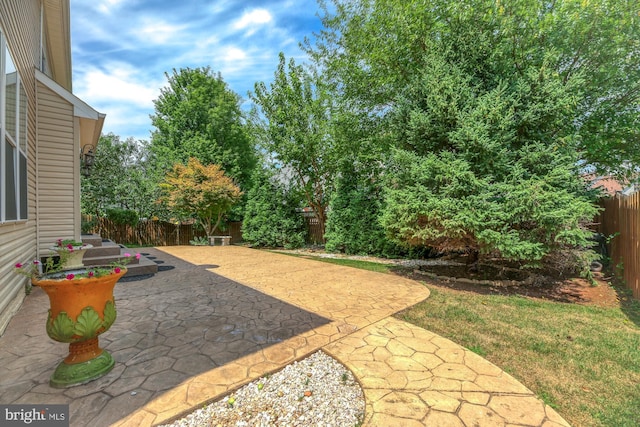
0, 248, 330, 426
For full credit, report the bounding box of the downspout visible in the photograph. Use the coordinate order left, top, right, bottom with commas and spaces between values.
35, 78, 40, 259
35, 1, 43, 259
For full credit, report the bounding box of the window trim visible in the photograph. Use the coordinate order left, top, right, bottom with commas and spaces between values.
1, 31, 29, 224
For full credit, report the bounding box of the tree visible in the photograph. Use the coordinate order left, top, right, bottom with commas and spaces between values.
308, 0, 640, 178
150, 67, 256, 191
159, 157, 242, 238
242, 167, 306, 249
81, 133, 160, 219
305, 0, 621, 271
382, 36, 599, 269
250, 53, 338, 239
324, 168, 387, 256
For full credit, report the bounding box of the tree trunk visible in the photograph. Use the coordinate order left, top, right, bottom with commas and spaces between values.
466, 248, 479, 272
311, 204, 327, 243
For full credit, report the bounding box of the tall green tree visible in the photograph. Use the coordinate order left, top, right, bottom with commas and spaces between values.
242, 167, 306, 249
305, 0, 630, 270
308, 0, 640, 177
325, 159, 395, 256
250, 53, 338, 238
81, 133, 160, 218
150, 67, 256, 192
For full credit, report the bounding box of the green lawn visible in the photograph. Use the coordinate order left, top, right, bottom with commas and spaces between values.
288, 252, 640, 427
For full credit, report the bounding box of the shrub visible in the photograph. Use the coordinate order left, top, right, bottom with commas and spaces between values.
106, 207, 139, 227
325, 164, 403, 258
243, 169, 306, 249
189, 236, 209, 246
81, 217, 97, 234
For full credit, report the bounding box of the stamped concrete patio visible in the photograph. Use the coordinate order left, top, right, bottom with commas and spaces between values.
0, 246, 569, 426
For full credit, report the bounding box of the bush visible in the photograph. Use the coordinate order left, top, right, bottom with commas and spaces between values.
106, 207, 139, 227
242, 169, 306, 249
189, 236, 209, 246
81, 217, 97, 234
325, 163, 403, 258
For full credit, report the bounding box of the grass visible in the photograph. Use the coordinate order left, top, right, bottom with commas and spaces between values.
292, 252, 640, 427
401, 287, 640, 427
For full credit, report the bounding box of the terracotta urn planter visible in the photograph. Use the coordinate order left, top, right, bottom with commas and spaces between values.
32, 268, 126, 388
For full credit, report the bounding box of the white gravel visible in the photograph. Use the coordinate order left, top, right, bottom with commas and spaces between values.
160, 351, 365, 427
273, 248, 464, 269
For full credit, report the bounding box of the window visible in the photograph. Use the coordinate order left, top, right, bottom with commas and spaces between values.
1, 32, 28, 222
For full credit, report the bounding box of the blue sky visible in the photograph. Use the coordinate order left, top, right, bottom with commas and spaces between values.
70, 0, 324, 142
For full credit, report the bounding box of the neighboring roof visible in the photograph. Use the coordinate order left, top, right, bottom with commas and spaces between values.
591, 176, 624, 196
36, 69, 105, 148
584, 173, 636, 197
43, 0, 72, 91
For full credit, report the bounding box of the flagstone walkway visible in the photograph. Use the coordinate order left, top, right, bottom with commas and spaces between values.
0, 246, 569, 426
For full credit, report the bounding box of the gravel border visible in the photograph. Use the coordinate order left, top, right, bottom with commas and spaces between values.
272, 248, 465, 269
160, 351, 365, 427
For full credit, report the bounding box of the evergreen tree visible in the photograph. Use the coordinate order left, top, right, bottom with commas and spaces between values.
325, 160, 397, 256
242, 168, 306, 249
381, 53, 598, 269
305, 0, 630, 270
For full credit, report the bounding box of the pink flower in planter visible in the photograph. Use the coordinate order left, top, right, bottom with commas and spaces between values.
135, 253, 141, 260
113, 267, 121, 274
15, 263, 23, 268
88, 271, 94, 278
124, 253, 131, 257
66, 274, 75, 280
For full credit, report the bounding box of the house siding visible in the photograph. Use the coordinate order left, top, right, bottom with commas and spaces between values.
0, 1, 99, 336
36, 80, 77, 252
0, 0, 41, 334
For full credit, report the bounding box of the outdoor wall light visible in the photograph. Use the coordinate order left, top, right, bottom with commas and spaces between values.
81, 144, 95, 176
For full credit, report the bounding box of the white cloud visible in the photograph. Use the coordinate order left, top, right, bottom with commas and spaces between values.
233, 9, 273, 32
75, 63, 160, 108
100, 104, 153, 138
96, 0, 125, 15
218, 46, 252, 76
222, 47, 247, 62
137, 19, 187, 45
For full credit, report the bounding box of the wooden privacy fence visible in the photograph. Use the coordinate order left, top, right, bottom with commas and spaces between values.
85, 216, 243, 246
598, 191, 640, 299
84, 215, 323, 247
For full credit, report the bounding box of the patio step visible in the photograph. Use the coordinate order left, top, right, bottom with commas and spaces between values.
80, 237, 158, 277
81, 234, 104, 247
82, 253, 140, 267
83, 241, 122, 257
125, 256, 159, 277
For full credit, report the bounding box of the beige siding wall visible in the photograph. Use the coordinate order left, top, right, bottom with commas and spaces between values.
0, 226, 34, 334
0, 0, 41, 334
36, 80, 78, 252
0, 0, 40, 99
